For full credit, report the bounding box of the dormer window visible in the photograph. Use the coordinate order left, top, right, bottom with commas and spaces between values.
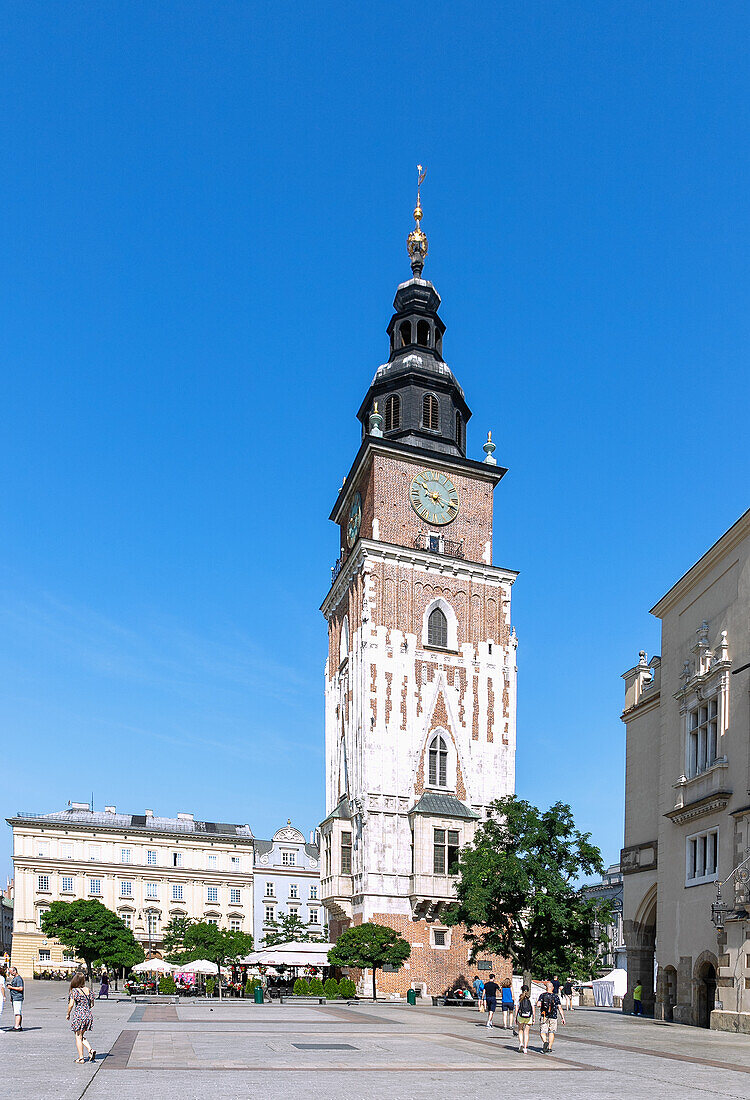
417, 319, 430, 346
384, 394, 401, 432
427, 606, 448, 648
428, 735, 448, 787
399, 320, 412, 348
422, 393, 440, 431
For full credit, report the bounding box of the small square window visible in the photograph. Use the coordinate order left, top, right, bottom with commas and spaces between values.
146, 882, 158, 899
230, 888, 241, 905
207, 886, 218, 903
172, 884, 183, 901
89, 878, 102, 895
37, 874, 50, 892
61, 876, 74, 893
147, 850, 158, 866
229, 918, 242, 931
120, 881, 133, 897
121, 848, 131, 864
264, 905, 275, 922
39, 949, 51, 963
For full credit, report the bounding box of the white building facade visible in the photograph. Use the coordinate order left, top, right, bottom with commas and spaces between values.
621, 508, 750, 1029
252, 823, 322, 946
9, 803, 254, 977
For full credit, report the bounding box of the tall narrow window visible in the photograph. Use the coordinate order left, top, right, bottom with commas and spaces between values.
428, 735, 448, 787
427, 606, 448, 648
384, 394, 401, 432
688, 699, 718, 776
455, 411, 463, 449
399, 320, 412, 348
422, 393, 439, 431
417, 319, 430, 346
341, 831, 352, 874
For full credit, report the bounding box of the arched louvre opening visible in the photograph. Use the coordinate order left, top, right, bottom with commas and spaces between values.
399, 320, 412, 348
416, 319, 431, 346
384, 394, 401, 432
422, 393, 439, 431
427, 606, 448, 648
428, 735, 448, 787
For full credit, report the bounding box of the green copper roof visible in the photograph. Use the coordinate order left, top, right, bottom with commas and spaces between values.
409, 793, 479, 819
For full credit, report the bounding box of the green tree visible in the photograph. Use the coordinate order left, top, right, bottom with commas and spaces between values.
41, 900, 144, 981
162, 916, 196, 962
327, 922, 411, 1000
444, 796, 611, 982
182, 922, 254, 995
262, 910, 326, 947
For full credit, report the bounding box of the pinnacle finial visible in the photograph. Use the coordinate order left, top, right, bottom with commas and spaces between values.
407, 164, 428, 277
483, 430, 497, 465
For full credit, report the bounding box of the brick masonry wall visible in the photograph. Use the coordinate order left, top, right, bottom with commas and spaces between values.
340, 454, 495, 564
341, 913, 510, 998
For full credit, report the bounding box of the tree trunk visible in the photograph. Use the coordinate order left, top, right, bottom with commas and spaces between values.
523, 969, 532, 991
217, 962, 222, 1000
372, 967, 377, 1001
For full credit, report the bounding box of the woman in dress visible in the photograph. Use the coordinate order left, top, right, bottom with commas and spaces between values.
65, 973, 95, 1063
98, 972, 109, 999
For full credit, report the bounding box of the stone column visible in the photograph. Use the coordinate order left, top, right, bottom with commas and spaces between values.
672, 955, 694, 1025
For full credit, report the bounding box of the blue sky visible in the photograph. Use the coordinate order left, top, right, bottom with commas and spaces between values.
1, 3, 749, 877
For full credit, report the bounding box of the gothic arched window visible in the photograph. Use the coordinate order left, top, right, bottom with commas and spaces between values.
423, 393, 440, 431
428, 735, 448, 787
339, 615, 349, 664
384, 394, 401, 432
427, 606, 448, 648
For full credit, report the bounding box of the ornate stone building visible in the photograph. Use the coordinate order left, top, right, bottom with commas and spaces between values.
320, 183, 518, 996
9, 803, 254, 977
621, 508, 750, 1029
252, 822, 322, 946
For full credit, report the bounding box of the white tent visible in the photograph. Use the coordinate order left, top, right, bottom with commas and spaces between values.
240, 940, 335, 967
592, 968, 628, 1007
131, 958, 174, 974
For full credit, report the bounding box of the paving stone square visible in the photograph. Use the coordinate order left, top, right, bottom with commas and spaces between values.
2, 982, 750, 1100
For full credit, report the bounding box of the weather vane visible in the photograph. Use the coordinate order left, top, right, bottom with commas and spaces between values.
407, 164, 428, 277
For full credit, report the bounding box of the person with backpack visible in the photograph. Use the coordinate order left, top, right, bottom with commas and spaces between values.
515, 984, 535, 1054
7, 967, 24, 1031
472, 974, 485, 1012
538, 979, 565, 1053
500, 978, 515, 1028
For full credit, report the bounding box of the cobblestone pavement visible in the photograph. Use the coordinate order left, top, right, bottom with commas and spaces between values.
2, 982, 750, 1100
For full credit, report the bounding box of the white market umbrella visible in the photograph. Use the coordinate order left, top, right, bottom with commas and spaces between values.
131, 958, 174, 974
174, 959, 227, 976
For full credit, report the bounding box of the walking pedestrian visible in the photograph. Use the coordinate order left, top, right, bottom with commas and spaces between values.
551, 974, 561, 997
97, 972, 109, 999
515, 984, 534, 1053
483, 972, 499, 1029
562, 977, 574, 1011
472, 974, 485, 1012
632, 979, 644, 1016
501, 978, 515, 1028
7, 967, 24, 1031
66, 973, 96, 1063
538, 979, 565, 1053
0, 965, 6, 1026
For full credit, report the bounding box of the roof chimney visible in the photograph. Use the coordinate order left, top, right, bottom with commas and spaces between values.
144, 809, 154, 818
104, 806, 116, 814
177, 812, 194, 821
70, 802, 90, 811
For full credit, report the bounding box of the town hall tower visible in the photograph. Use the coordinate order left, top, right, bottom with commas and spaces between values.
320, 178, 518, 995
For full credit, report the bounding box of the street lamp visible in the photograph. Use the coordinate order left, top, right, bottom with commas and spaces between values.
710, 881, 730, 931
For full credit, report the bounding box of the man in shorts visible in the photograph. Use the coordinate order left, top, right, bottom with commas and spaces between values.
483, 973, 500, 1029
472, 974, 485, 1011
538, 979, 565, 1053
8, 967, 24, 1031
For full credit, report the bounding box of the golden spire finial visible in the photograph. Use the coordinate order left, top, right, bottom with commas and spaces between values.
407, 164, 428, 277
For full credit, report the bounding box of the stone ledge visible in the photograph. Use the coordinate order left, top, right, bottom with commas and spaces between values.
711, 1010, 750, 1033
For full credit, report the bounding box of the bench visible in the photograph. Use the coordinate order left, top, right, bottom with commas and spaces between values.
432, 996, 477, 1007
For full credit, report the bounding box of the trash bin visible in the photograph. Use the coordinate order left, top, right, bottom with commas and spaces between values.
253, 985, 264, 1004
407, 988, 416, 1006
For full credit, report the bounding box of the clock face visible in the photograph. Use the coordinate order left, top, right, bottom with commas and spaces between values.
346, 491, 362, 548
410, 469, 460, 526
